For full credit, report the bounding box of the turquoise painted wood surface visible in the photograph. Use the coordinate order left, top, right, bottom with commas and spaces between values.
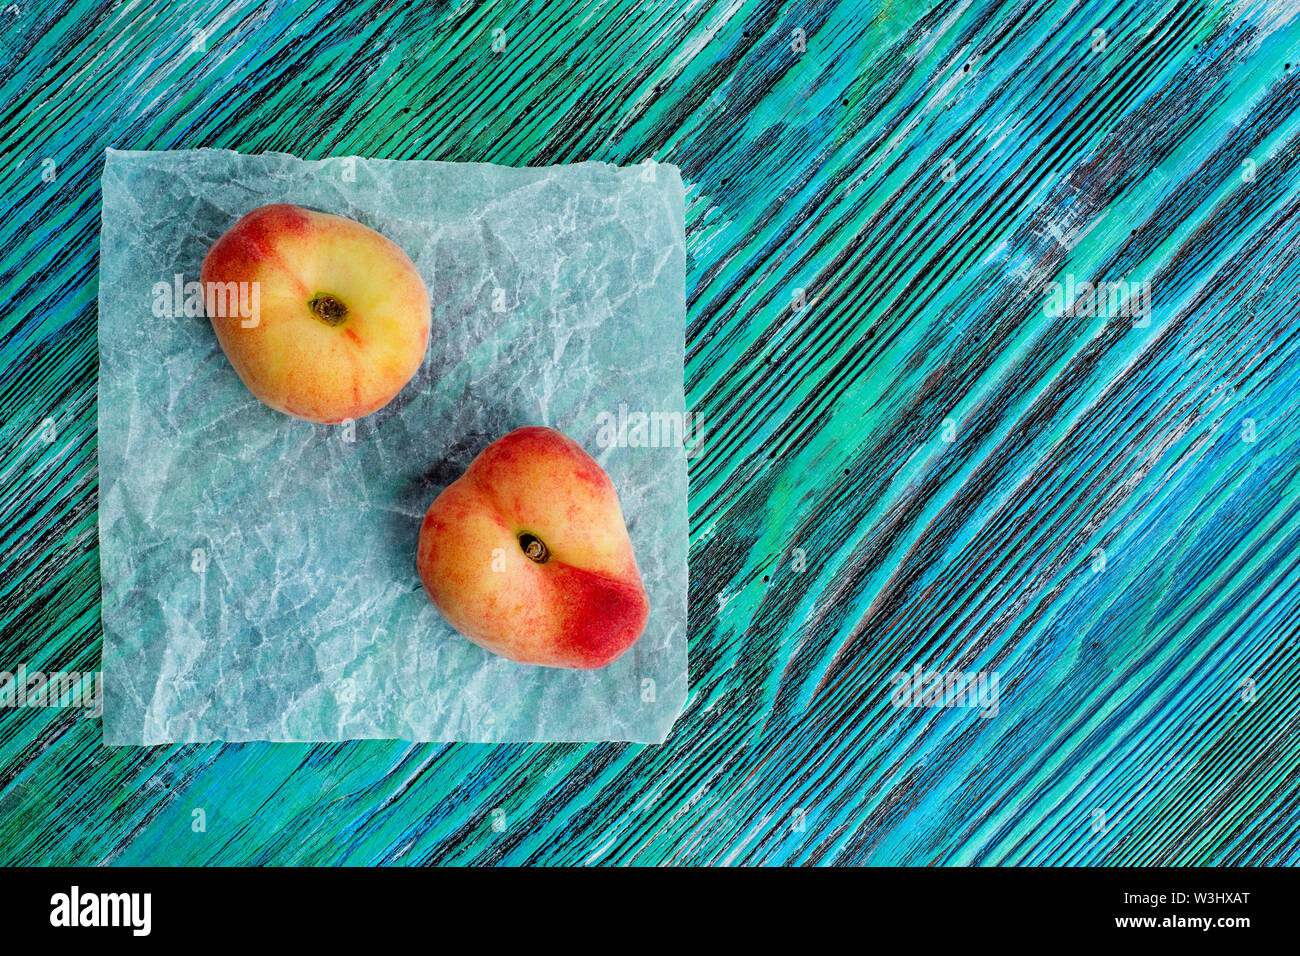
2, 0, 1300, 864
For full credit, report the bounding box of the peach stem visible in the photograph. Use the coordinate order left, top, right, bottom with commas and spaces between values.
309, 294, 348, 326
518, 532, 549, 563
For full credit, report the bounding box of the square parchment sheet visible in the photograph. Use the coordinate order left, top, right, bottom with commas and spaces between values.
97, 148, 687, 744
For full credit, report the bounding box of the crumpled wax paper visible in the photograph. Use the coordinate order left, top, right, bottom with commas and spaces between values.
97, 148, 687, 745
